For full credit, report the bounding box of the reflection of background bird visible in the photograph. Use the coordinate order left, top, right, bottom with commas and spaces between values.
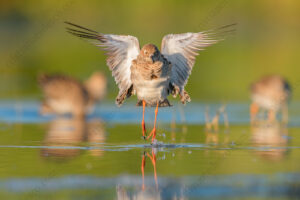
39, 71, 107, 118
87, 119, 106, 157
41, 118, 85, 159
41, 117, 105, 160
250, 75, 291, 123
205, 105, 229, 132
251, 121, 288, 161
66, 22, 235, 142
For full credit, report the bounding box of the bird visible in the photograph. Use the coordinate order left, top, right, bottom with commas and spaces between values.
250, 75, 291, 123
39, 71, 107, 118
65, 22, 235, 142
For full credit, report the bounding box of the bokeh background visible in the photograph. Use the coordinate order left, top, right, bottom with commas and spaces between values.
1, 0, 299, 101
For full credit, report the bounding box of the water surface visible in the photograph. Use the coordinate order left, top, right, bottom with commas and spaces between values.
0, 101, 299, 199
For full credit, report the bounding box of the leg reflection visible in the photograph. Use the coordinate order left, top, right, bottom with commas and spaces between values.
141, 149, 158, 191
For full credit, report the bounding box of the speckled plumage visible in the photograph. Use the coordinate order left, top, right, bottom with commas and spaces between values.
65, 22, 235, 141
130, 44, 172, 107
65, 22, 235, 107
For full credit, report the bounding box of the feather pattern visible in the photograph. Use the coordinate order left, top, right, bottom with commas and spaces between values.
65, 22, 140, 95
66, 22, 235, 106
161, 24, 236, 93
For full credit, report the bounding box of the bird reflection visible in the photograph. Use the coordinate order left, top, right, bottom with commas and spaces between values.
141, 149, 158, 191
116, 184, 161, 200
205, 105, 230, 156
41, 117, 105, 160
116, 148, 187, 200
205, 105, 229, 133
170, 104, 188, 143
86, 119, 106, 157
116, 148, 161, 200
251, 120, 289, 161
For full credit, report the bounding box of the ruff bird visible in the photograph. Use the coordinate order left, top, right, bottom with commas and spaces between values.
250, 75, 291, 123
39, 71, 107, 118
65, 22, 235, 141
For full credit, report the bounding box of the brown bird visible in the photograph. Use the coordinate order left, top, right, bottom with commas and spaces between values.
250, 75, 291, 123
39, 71, 107, 118
65, 22, 235, 142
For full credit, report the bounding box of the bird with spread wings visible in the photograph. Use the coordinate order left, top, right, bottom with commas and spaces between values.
65, 22, 235, 142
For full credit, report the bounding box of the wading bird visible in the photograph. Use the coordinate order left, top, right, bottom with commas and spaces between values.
65, 22, 235, 142
39, 71, 107, 118
250, 75, 291, 123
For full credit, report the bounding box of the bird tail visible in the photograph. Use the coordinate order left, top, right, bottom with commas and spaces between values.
136, 99, 172, 107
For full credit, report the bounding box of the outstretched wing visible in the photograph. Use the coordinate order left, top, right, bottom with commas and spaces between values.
65, 22, 140, 96
161, 24, 236, 93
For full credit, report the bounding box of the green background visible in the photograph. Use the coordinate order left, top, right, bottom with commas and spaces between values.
1, 0, 300, 101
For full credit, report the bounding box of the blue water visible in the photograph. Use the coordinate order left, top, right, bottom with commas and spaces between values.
0, 101, 300, 199
1, 100, 300, 125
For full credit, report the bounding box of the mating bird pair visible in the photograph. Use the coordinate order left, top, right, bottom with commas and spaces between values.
65, 22, 235, 142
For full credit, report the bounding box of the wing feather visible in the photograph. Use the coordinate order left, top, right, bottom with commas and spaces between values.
65, 22, 140, 94
161, 23, 236, 92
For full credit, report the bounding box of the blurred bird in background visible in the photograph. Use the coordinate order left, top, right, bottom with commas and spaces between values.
250, 75, 291, 124
65, 22, 235, 142
39, 71, 107, 118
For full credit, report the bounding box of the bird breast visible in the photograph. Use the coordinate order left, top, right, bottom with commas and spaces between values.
130, 59, 171, 102
134, 76, 169, 102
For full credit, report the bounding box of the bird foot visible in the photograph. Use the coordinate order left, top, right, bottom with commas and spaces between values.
147, 128, 156, 142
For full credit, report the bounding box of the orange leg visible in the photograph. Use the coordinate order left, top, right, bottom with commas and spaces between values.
141, 153, 146, 191
147, 102, 159, 142
142, 100, 146, 139
250, 102, 259, 123
147, 149, 158, 190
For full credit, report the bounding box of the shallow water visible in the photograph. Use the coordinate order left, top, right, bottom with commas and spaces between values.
0, 101, 300, 199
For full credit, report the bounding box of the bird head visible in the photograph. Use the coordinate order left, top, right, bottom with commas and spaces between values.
84, 71, 107, 101
140, 44, 160, 63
